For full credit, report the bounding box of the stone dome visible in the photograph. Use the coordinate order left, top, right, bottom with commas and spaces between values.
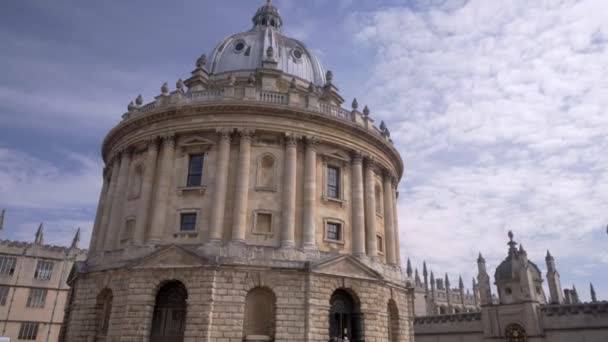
208, 0, 326, 86
494, 232, 542, 282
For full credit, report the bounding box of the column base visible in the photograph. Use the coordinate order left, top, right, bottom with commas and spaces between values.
302, 243, 317, 251
280, 241, 295, 250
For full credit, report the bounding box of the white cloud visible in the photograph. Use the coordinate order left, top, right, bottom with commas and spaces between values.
351, 0, 608, 294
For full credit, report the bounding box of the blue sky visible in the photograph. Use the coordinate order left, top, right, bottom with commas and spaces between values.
0, 0, 606, 300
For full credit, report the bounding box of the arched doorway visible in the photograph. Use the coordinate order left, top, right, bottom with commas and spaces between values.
329, 289, 363, 342
243, 287, 276, 340
150, 281, 187, 342
505, 323, 527, 342
387, 299, 400, 342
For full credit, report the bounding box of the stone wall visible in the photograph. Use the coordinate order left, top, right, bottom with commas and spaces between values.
542, 303, 608, 342
414, 313, 483, 342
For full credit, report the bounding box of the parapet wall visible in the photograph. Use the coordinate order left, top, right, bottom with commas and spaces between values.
414, 313, 483, 342
542, 302, 608, 341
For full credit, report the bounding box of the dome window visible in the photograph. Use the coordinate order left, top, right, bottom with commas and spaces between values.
234, 41, 246, 53
292, 49, 303, 60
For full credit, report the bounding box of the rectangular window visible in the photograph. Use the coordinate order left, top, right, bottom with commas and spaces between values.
18, 322, 39, 340
326, 222, 342, 241
26, 288, 47, 308
0, 256, 16, 276
180, 213, 197, 232
254, 213, 273, 234
34, 260, 54, 280
0, 286, 9, 306
187, 154, 205, 187
326, 166, 341, 199
122, 218, 136, 243
377, 235, 384, 253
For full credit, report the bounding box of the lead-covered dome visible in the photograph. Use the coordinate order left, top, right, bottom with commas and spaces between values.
208, 0, 326, 86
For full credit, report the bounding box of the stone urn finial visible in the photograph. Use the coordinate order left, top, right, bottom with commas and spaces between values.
290, 77, 297, 89
363, 105, 370, 117
196, 54, 207, 68
266, 46, 274, 59
176, 79, 184, 91
352, 98, 359, 110
127, 101, 135, 112
308, 82, 315, 94
248, 73, 256, 85
326, 70, 333, 83
161, 82, 169, 95
228, 74, 236, 86
135, 94, 143, 106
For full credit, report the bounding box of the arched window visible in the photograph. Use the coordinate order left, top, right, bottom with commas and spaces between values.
439, 306, 446, 315
387, 299, 400, 342
243, 287, 276, 340
505, 324, 527, 342
129, 164, 144, 198
329, 289, 363, 341
150, 281, 187, 342
95, 289, 113, 338
256, 154, 276, 191
375, 185, 383, 215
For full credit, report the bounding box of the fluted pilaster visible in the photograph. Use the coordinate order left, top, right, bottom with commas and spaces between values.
364, 158, 378, 258
383, 173, 397, 265
281, 134, 298, 248
208, 130, 232, 243
302, 137, 318, 250
106, 148, 133, 249
133, 138, 159, 244
231, 129, 254, 243
149, 135, 176, 242
351, 153, 366, 256
393, 183, 401, 265
89, 169, 110, 252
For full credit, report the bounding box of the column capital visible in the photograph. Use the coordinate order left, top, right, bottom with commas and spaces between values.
217, 129, 233, 143
351, 151, 363, 164
305, 136, 320, 150
238, 128, 255, 141
145, 137, 161, 151
160, 134, 177, 148
118, 146, 135, 160
285, 133, 300, 147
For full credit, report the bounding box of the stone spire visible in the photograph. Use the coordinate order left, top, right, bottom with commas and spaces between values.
472, 278, 479, 306
545, 250, 564, 304
591, 283, 597, 303
477, 252, 493, 305
445, 273, 452, 312
459, 275, 466, 306
415, 269, 421, 287
71, 228, 81, 249
572, 285, 580, 304
0, 209, 4, 232
423, 261, 429, 293
429, 271, 437, 316
34, 223, 44, 245
406, 258, 413, 277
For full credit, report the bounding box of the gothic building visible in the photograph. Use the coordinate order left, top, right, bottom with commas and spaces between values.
0, 213, 86, 341
62, 1, 411, 341
414, 232, 608, 342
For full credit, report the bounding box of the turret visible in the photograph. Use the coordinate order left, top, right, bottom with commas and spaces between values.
429, 271, 436, 315
545, 250, 564, 304
459, 275, 465, 306
590, 283, 597, 303
415, 269, 421, 287
477, 253, 493, 305
445, 273, 452, 312
406, 258, 413, 278
423, 261, 429, 295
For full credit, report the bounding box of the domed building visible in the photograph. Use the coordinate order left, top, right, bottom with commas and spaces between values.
62, 1, 410, 342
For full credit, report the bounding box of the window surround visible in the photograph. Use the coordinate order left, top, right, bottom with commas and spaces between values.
174, 209, 200, 238
26, 288, 47, 308
375, 183, 384, 218
18, 322, 39, 340
323, 218, 345, 245
0, 256, 17, 277
252, 210, 275, 236
120, 217, 136, 245
177, 136, 214, 196
127, 162, 144, 201
254, 153, 278, 192
321, 155, 348, 207
376, 234, 385, 255
33, 260, 54, 281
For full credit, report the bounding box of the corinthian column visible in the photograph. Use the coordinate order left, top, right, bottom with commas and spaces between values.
302, 137, 318, 250
148, 135, 176, 243
133, 138, 159, 244
89, 169, 110, 252
106, 148, 133, 250
364, 158, 378, 258
208, 130, 232, 243
383, 172, 397, 265
281, 134, 298, 248
393, 184, 402, 265
351, 153, 366, 256
231, 129, 254, 243
96, 159, 119, 252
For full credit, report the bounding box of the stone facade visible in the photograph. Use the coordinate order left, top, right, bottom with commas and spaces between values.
62, 1, 412, 341
413, 232, 608, 342
0, 220, 86, 342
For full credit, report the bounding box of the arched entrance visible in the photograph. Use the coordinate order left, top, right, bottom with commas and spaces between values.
505, 323, 527, 342
387, 299, 400, 342
150, 281, 187, 342
329, 289, 363, 342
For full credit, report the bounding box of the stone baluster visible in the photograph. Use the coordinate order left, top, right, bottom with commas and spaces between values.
148, 135, 176, 243
351, 153, 366, 257
364, 158, 378, 258
383, 172, 397, 265
106, 148, 133, 250
302, 137, 318, 250
393, 183, 401, 265
208, 130, 232, 243
89, 169, 110, 252
133, 138, 159, 244
96, 159, 120, 252
281, 134, 298, 248
231, 129, 254, 243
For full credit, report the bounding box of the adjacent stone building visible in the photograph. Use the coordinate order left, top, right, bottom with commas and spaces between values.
0, 215, 86, 342
414, 232, 608, 342
62, 1, 412, 341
